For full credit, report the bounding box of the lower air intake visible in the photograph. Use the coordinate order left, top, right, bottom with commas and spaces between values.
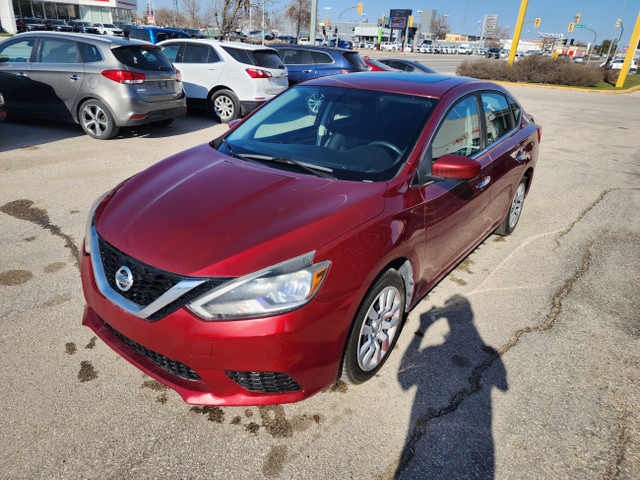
226, 371, 302, 393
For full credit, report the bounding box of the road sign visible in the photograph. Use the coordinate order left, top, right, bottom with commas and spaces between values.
575, 24, 585, 28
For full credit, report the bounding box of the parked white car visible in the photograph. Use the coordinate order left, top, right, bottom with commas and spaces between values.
605, 58, 638, 72
158, 39, 289, 122
93, 23, 124, 36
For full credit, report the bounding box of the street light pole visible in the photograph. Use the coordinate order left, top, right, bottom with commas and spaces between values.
338, 5, 358, 42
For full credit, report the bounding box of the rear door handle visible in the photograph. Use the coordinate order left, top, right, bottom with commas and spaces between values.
476, 176, 491, 189
69, 75, 80, 81
302, 69, 312, 73
17, 72, 28, 78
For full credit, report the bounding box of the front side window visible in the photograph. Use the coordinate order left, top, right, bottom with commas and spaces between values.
432, 95, 481, 160
218, 85, 437, 182
481, 92, 514, 145
38, 38, 79, 63
0, 38, 35, 63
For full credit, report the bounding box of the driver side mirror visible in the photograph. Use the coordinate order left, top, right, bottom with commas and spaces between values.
431, 153, 481, 181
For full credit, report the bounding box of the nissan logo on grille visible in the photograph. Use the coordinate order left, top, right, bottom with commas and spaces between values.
115, 266, 134, 292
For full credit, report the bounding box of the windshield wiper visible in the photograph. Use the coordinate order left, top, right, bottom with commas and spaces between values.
238, 153, 335, 178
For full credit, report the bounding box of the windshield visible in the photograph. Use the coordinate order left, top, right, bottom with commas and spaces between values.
218, 85, 437, 182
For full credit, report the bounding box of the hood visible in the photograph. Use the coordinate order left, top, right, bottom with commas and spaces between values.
96, 143, 386, 277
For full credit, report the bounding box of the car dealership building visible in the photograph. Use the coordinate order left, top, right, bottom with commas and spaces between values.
0, 0, 136, 34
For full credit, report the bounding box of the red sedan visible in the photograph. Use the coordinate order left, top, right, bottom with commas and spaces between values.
81, 72, 540, 405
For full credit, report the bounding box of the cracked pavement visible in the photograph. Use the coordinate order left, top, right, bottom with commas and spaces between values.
0, 85, 638, 479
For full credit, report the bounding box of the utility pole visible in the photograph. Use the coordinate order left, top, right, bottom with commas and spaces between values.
310, 0, 318, 43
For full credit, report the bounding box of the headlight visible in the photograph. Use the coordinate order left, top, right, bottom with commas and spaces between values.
83, 190, 111, 255
188, 252, 330, 320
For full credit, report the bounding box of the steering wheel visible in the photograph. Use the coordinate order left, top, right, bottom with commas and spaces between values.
369, 141, 403, 157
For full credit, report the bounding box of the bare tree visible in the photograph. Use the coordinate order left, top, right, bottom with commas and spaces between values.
284, 0, 310, 40
154, 7, 185, 27
183, 0, 202, 28
206, 0, 248, 35
430, 14, 450, 40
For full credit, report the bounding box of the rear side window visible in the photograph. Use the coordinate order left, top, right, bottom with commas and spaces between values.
112, 46, 173, 71
343, 52, 367, 70
279, 48, 313, 65
481, 93, 514, 145
0, 38, 35, 62
253, 50, 283, 69
79, 43, 103, 63
221, 46, 253, 65
38, 38, 80, 63
310, 51, 332, 64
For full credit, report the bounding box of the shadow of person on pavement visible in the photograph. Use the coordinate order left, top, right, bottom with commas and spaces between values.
395, 294, 507, 479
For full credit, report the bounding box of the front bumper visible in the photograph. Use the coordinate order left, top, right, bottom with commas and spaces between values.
80, 251, 355, 406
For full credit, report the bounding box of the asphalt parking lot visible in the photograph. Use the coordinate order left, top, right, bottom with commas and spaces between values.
1, 72, 639, 479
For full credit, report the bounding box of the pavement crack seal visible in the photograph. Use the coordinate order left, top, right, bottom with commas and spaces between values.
602, 401, 631, 480
554, 188, 637, 242
0, 199, 80, 267
396, 241, 594, 475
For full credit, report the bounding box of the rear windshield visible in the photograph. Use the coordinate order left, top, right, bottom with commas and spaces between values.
343, 52, 367, 70
112, 46, 173, 71
253, 50, 284, 69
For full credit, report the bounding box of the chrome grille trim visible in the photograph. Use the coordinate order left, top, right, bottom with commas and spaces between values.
90, 226, 205, 319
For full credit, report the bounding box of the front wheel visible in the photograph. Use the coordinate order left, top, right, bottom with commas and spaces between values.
495, 178, 527, 236
79, 99, 119, 140
210, 89, 239, 123
341, 269, 406, 384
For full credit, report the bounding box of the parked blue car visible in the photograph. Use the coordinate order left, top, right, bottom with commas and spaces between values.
272, 44, 367, 85
128, 26, 190, 44
328, 38, 353, 49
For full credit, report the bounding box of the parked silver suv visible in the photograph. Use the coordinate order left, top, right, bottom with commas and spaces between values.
0, 32, 186, 139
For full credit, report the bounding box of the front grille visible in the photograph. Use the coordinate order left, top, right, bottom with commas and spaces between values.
98, 236, 182, 306
226, 371, 302, 393
102, 319, 201, 381
96, 235, 229, 319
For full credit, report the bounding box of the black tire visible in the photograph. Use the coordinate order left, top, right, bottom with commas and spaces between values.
495, 177, 527, 236
210, 89, 240, 123
78, 99, 119, 140
341, 269, 406, 384
151, 118, 175, 127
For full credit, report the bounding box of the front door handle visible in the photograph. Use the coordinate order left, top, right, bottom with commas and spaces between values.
476, 176, 491, 189
302, 69, 312, 73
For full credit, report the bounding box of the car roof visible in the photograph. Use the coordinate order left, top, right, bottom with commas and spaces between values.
271, 44, 353, 53
302, 72, 495, 99
157, 38, 278, 51
6, 31, 155, 47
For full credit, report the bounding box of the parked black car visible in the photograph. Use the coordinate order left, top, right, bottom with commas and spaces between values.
16, 18, 48, 33
272, 44, 368, 85
377, 58, 436, 74
114, 22, 136, 37
67, 20, 100, 34
41, 19, 73, 32
486, 47, 501, 59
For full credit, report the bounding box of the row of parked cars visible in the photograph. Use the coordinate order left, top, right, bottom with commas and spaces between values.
0, 31, 439, 139
16, 17, 125, 36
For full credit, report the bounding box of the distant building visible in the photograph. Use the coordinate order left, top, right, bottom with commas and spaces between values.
0, 0, 136, 34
